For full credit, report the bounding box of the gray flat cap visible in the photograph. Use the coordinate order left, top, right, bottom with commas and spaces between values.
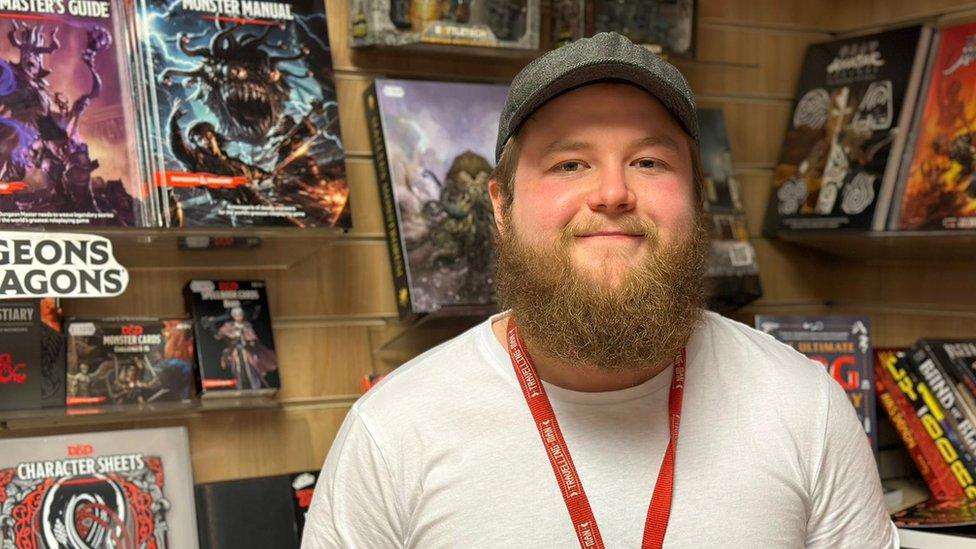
495, 32, 699, 162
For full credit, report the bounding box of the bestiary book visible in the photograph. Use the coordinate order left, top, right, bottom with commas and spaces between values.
755, 315, 876, 456
131, 0, 349, 228
365, 78, 507, 318
184, 279, 279, 396
0, 426, 198, 548
764, 26, 933, 232
0, 0, 147, 226
0, 298, 64, 411
65, 318, 195, 406
890, 23, 976, 231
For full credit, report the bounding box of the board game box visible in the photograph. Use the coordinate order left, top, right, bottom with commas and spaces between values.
365, 78, 506, 318
65, 318, 195, 406
184, 280, 279, 396
0, 426, 198, 547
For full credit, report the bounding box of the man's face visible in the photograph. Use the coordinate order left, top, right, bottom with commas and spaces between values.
491, 83, 698, 288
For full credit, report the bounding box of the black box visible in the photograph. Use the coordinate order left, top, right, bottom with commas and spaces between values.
0, 299, 64, 412
185, 280, 280, 397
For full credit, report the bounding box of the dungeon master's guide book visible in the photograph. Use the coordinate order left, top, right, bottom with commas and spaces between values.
0, 426, 198, 548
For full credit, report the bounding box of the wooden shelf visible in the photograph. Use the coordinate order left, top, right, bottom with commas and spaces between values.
0, 226, 382, 270
0, 396, 280, 432
776, 230, 976, 262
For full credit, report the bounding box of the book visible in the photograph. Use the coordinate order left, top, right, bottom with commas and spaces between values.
0, 426, 198, 547
876, 349, 966, 501
697, 108, 761, 311
764, 25, 933, 232
890, 23, 976, 231
184, 280, 279, 396
290, 470, 318, 543
0, 1, 148, 226
365, 79, 507, 319
0, 298, 64, 411
130, 0, 349, 228
65, 318, 195, 406
756, 315, 877, 455
195, 475, 298, 548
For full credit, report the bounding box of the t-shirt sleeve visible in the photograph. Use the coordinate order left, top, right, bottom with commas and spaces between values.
301, 407, 405, 548
805, 374, 898, 548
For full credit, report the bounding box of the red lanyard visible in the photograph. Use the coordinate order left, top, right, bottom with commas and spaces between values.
506, 319, 686, 549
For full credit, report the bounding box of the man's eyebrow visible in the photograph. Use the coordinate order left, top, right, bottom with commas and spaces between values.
634, 135, 682, 153
541, 140, 592, 157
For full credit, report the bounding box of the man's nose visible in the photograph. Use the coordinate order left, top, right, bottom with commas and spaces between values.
587, 166, 636, 214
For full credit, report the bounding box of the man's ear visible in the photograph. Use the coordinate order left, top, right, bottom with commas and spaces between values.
488, 178, 506, 236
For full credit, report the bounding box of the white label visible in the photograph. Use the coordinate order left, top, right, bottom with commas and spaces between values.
0, 231, 129, 298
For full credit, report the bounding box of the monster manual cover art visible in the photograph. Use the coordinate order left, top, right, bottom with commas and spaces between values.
0, 3, 146, 226
0, 298, 65, 412
698, 108, 761, 312
184, 280, 279, 396
0, 426, 198, 548
764, 26, 932, 233
891, 23, 976, 231
65, 318, 195, 406
134, 0, 349, 228
365, 79, 506, 319
756, 315, 877, 457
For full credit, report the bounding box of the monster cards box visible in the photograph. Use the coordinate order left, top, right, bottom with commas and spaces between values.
349, 0, 540, 50
0, 298, 65, 412
0, 427, 198, 547
184, 280, 280, 397
65, 318, 196, 406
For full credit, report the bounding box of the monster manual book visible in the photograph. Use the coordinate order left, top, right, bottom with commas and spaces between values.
890, 23, 976, 231
65, 318, 195, 406
185, 280, 279, 396
0, 298, 64, 412
0, 0, 147, 226
130, 0, 349, 228
365, 78, 507, 319
764, 26, 932, 233
0, 427, 198, 548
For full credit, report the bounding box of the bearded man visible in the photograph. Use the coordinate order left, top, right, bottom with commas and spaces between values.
303, 33, 895, 548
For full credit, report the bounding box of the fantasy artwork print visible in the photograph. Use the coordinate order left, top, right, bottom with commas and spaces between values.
766, 26, 930, 232
65, 319, 195, 407
0, 1, 145, 226
893, 23, 976, 231
135, 0, 349, 228
0, 427, 197, 548
185, 280, 279, 396
367, 78, 507, 317
588, 0, 695, 57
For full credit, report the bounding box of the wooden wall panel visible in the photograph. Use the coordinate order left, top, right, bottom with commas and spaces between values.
831, 1, 976, 33
336, 75, 375, 156
696, 100, 791, 167
347, 158, 384, 234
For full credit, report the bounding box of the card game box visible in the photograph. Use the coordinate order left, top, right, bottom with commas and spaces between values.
65, 318, 196, 407
0, 298, 65, 412
756, 315, 877, 457
0, 426, 198, 547
365, 78, 507, 319
129, 0, 350, 228
184, 280, 280, 397
349, 0, 540, 50
0, 0, 149, 226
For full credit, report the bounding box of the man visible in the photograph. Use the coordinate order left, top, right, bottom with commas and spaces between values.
303, 33, 895, 548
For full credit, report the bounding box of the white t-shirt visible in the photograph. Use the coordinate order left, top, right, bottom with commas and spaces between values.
303, 311, 897, 548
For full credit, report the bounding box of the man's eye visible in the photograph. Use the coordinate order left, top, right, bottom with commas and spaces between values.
634, 158, 658, 169
557, 161, 583, 172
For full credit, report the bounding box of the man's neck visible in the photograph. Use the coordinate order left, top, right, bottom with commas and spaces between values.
491, 316, 670, 393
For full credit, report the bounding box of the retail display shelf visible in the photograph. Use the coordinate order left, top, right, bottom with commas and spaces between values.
0, 226, 382, 270
0, 396, 280, 432
898, 527, 976, 549
776, 230, 976, 262
378, 305, 497, 354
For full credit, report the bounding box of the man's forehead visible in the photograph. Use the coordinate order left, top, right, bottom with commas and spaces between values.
539, 135, 684, 157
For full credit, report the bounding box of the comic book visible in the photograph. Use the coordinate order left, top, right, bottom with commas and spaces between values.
130, 0, 349, 228
0, 426, 198, 547
755, 315, 876, 456
184, 280, 279, 396
0, 298, 64, 411
365, 78, 506, 318
65, 318, 195, 406
890, 23, 976, 231
697, 108, 761, 311
764, 26, 933, 233
0, 0, 148, 226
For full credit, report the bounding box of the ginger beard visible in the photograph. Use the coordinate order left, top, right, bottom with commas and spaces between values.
495, 209, 709, 373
